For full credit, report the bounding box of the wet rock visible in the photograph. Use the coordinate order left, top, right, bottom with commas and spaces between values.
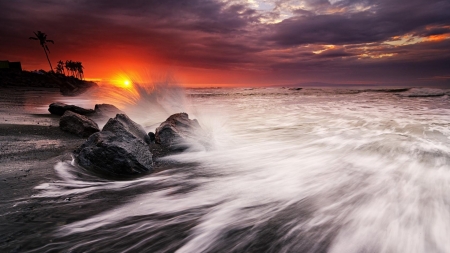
59, 111, 100, 138
48, 102, 95, 116
94, 104, 123, 118
103, 114, 151, 144
155, 113, 209, 151
75, 117, 153, 176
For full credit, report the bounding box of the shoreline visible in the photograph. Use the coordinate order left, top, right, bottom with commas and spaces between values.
0, 119, 88, 251
0, 85, 102, 251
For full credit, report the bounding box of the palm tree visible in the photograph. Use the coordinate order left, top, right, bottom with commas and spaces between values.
65, 60, 73, 76
29, 31, 54, 71
63, 60, 84, 79
65, 60, 75, 77
55, 60, 65, 75
75, 61, 84, 80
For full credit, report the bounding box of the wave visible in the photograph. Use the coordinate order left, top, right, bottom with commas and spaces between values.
398, 88, 450, 97
23, 83, 450, 252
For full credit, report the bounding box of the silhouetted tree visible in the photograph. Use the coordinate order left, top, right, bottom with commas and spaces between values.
55, 60, 65, 75
29, 31, 54, 71
75, 61, 84, 80
65, 60, 72, 76
64, 60, 84, 80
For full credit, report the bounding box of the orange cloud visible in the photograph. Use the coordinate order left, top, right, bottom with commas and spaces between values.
425, 33, 450, 42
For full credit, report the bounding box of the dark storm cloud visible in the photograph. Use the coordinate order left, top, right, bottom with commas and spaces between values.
0, 0, 254, 36
76, 0, 257, 33
413, 27, 450, 37
269, 0, 450, 46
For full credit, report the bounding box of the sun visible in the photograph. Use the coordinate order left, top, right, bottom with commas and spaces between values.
110, 73, 135, 89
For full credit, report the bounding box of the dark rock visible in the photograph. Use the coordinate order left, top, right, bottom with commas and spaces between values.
59, 111, 100, 138
155, 113, 209, 151
75, 130, 153, 176
103, 114, 151, 144
148, 132, 155, 143
94, 104, 123, 118
49, 102, 95, 116
288, 87, 302, 91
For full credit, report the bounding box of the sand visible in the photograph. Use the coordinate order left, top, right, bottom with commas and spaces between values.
0, 88, 88, 252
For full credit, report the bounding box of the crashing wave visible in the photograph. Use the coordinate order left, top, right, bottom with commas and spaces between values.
398, 88, 448, 97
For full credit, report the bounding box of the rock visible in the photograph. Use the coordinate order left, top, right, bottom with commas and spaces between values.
288, 87, 302, 91
148, 132, 155, 143
75, 114, 153, 176
75, 131, 153, 176
155, 113, 209, 151
59, 111, 100, 137
94, 104, 123, 118
48, 102, 95, 116
103, 114, 151, 144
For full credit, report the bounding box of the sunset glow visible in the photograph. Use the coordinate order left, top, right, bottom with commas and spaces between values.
110, 78, 133, 89
1, 0, 449, 87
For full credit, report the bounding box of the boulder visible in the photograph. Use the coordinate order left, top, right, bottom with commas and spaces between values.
75, 131, 153, 176
103, 114, 151, 144
48, 102, 95, 116
148, 132, 155, 143
59, 111, 100, 137
94, 104, 123, 118
155, 113, 209, 151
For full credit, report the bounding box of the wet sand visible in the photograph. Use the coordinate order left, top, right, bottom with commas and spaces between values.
0, 88, 76, 250
0, 124, 85, 250
0, 88, 87, 252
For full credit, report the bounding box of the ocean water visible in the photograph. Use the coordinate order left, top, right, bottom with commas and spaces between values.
27, 85, 450, 252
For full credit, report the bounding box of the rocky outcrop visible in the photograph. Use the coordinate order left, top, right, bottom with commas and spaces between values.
59, 111, 100, 137
75, 131, 153, 176
49, 102, 95, 116
73, 112, 211, 177
155, 113, 209, 151
103, 114, 151, 144
94, 104, 124, 118
75, 114, 153, 176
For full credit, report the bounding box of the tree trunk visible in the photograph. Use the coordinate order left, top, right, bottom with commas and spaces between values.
42, 47, 53, 71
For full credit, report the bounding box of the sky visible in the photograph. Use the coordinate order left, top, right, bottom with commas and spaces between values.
0, 0, 449, 87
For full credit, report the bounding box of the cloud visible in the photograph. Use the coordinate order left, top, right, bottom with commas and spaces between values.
268, 0, 450, 46
0, 0, 449, 86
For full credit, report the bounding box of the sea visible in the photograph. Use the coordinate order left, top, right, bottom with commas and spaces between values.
5, 84, 450, 252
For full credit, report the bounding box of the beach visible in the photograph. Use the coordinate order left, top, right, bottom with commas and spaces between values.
1, 86, 450, 252
0, 87, 84, 251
